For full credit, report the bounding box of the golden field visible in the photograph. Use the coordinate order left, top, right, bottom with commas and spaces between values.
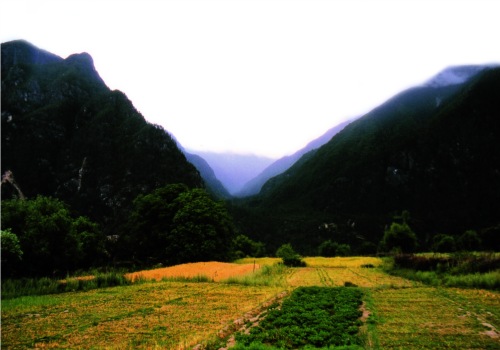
125, 261, 260, 282
2, 257, 499, 349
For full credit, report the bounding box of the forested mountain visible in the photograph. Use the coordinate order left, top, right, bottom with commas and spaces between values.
237, 119, 354, 197
235, 65, 500, 253
1, 40, 204, 229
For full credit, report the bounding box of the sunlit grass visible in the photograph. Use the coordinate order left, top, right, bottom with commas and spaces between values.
303, 256, 382, 268
368, 287, 500, 349
1, 281, 284, 349
126, 261, 260, 282
223, 264, 289, 287
3, 257, 499, 349
234, 257, 281, 266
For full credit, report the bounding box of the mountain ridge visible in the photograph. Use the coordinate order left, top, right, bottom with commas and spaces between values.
235, 64, 500, 253
1, 40, 204, 229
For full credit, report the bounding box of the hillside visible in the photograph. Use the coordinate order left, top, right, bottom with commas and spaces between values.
236, 65, 500, 253
1, 40, 204, 228
237, 119, 354, 197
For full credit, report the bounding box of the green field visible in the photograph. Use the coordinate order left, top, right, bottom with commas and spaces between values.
2, 257, 499, 349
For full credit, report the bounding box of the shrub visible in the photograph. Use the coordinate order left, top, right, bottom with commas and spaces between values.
276, 243, 306, 267
457, 230, 482, 251
380, 222, 417, 254
432, 234, 456, 253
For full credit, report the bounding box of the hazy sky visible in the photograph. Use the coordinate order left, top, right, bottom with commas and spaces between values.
1, 0, 499, 158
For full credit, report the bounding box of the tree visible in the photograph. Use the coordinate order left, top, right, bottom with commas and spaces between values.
121, 184, 189, 263
380, 222, 418, 254
1, 196, 104, 277
233, 234, 266, 259
457, 230, 482, 251
122, 184, 235, 266
432, 234, 456, 253
276, 243, 305, 267
318, 240, 338, 257
1, 229, 23, 277
318, 240, 352, 257
169, 188, 235, 264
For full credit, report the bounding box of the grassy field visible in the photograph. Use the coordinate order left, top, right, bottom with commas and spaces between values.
2, 257, 499, 349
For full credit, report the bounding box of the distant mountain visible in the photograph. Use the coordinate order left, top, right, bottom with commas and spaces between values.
182, 151, 232, 199
237, 65, 500, 254
237, 119, 354, 197
188, 151, 275, 195
1, 40, 204, 229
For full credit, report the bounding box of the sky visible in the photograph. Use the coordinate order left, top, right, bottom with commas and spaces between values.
1, 0, 499, 158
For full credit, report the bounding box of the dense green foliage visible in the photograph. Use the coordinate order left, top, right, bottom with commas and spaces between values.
236, 286, 363, 349
120, 184, 235, 266
232, 234, 266, 259
276, 243, 306, 267
1, 196, 107, 277
0, 228, 24, 270
380, 222, 418, 253
318, 240, 351, 257
388, 253, 500, 289
1, 271, 136, 300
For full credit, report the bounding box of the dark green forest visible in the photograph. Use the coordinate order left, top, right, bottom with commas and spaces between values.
2, 40, 499, 279
232, 66, 500, 255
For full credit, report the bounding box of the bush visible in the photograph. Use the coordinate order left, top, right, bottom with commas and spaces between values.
457, 230, 482, 251
276, 243, 306, 267
380, 222, 417, 253
318, 240, 351, 257
432, 234, 456, 253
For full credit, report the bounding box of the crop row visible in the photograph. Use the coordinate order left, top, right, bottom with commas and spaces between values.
236, 286, 364, 349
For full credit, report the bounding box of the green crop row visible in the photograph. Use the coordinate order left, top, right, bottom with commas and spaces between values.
235, 286, 363, 349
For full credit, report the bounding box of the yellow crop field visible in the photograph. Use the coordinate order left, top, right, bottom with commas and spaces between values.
3, 257, 499, 349
1, 281, 284, 349
234, 257, 281, 266
303, 256, 382, 268
126, 261, 260, 282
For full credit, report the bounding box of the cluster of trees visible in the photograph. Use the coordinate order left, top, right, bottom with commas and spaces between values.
378, 211, 499, 254
118, 184, 235, 266
1, 196, 107, 277
1, 184, 237, 278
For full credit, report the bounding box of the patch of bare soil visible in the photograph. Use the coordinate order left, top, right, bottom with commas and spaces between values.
481, 322, 500, 339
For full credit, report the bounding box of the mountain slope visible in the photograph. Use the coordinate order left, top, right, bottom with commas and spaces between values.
188, 151, 275, 195
1, 40, 204, 228
241, 65, 500, 252
237, 119, 354, 197
183, 151, 232, 199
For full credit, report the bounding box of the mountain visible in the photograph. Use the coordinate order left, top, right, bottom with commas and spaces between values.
188, 151, 276, 195
236, 65, 500, 254
237, 119, 354, 197
423, 65, 493, 88
182, 151, 232, 199
1, 40, 204, 229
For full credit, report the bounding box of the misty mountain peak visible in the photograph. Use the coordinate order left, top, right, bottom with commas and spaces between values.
424, 65, 494, 88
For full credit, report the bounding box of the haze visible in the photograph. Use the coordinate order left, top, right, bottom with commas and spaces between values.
1, 0, 499, 158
